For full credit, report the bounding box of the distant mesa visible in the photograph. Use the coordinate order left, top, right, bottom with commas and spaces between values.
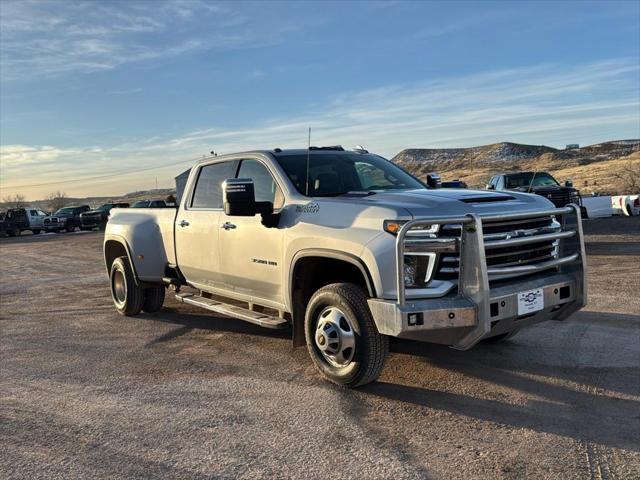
392, 140, 640, 195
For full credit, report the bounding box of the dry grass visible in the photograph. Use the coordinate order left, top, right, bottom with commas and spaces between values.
431, 151, 640, 194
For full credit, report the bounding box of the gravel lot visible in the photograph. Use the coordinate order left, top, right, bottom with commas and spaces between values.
1, 217, 639, 479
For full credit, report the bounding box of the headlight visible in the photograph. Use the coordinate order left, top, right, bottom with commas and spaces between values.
384, 220, 439, 237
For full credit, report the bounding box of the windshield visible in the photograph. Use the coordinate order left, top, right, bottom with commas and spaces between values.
131, 201, 149, 208
55, 207, 76, 215
505, 172, 559, 189
98, 204, 114, 211
275, 153, 425, 197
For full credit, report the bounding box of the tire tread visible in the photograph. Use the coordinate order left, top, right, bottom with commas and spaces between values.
306, 283, 388, 387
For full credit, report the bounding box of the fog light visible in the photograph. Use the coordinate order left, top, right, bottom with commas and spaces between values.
404, 254, 436, 288
407, 312, 424, 326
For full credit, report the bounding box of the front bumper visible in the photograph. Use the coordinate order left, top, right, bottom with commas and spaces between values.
367, 205, 587, 350
81, 216, 104, 227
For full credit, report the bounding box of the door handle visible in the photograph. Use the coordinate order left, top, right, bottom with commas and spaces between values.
221, 222, 236, 230
179, 220, 190, 227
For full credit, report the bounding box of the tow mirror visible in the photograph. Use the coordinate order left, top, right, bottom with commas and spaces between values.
426, 173, 441, 189
565, 179, 573, 188
223, 178, 257, 216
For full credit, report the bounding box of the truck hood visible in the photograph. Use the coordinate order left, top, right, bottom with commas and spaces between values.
327, 188, 554, 218
81, 210, 104, 215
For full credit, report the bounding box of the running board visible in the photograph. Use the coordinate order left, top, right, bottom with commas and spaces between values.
175, 292, 288, 330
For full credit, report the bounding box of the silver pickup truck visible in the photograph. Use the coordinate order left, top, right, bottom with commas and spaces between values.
104, 146, 586, 387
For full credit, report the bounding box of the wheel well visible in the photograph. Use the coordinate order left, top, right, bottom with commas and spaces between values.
104, 240, 128, 272
290, 255, 374, 346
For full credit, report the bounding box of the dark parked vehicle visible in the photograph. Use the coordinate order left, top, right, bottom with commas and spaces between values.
80, 203, 129, 230
0, 208, 47, 236
130, 200, 167, 208
43, 205, 91, 232
441, 180, 468, 189
486, 171, 582, 208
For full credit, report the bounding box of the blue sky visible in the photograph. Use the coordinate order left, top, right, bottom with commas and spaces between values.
1, 0, 639, 199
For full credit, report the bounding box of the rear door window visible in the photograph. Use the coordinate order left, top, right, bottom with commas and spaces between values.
191, 161, 235, 209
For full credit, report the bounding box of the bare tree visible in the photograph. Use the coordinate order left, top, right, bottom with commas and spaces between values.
2, 193, 27, 208
611, 161, 640, 194
47, 191, 68, 211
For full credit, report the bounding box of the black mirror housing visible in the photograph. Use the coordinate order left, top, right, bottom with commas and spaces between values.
426, 173, 441, 189
565, 179, 573, 188
486, 184, 495, 190
223, 178, 257, 216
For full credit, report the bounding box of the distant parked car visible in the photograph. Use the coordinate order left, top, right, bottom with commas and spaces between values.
130, 200, 167, 208
612, 194, 640, 216
80, 202, 129, 230
43, 205, 91, 233
487, 171, 583, 210
441, 180, 468, 189
0, 208, 47, 236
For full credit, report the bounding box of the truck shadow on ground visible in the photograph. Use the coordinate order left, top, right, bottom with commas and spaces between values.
143, 305, 291, 346
145, 304, 639, 451
362, 312, 640, 452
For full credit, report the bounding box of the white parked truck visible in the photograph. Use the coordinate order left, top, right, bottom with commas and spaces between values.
105, 146, 587, 387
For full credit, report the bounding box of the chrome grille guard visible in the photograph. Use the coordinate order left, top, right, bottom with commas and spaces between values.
395, 204, 587, 349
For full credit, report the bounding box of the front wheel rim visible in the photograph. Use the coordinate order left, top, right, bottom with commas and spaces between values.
314, 306, 356, 368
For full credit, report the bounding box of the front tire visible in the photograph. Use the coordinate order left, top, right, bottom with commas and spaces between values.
305, 283, 388, 387
110, 256, 144, 316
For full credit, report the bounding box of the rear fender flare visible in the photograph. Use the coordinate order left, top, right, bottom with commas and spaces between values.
104, 234, 140, 285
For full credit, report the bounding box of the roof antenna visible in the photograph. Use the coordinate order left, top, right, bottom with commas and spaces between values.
305, 127, 311, 196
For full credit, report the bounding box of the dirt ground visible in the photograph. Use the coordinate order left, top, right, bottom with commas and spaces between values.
1, 217, 638, 479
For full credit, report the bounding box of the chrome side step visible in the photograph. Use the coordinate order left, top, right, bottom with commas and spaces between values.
175, 292, 288, 329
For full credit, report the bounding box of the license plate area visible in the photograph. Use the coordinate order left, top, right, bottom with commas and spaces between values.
517, 288, 544, 315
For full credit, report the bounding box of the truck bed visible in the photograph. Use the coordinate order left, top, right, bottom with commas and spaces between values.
107, 207, 178, 273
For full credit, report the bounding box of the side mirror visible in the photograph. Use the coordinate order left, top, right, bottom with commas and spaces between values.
223, 178, 257, 216
426, 173, 441, 189
565, 179, 573, 188
486, 184, 495, 190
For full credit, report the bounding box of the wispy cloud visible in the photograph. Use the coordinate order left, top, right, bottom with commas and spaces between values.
1, 58, 638, 198
0, 0, 290, 80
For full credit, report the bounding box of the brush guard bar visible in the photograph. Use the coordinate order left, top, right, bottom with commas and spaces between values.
374, 204, 587, 349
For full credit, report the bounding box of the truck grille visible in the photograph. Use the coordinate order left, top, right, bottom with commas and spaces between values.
435, 215, 560, 282
81, 214, 101, 224
540, 191, 580, 208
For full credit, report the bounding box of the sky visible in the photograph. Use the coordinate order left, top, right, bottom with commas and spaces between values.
1, 0, 639, 200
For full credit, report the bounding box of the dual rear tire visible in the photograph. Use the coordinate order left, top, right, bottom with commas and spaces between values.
110, 256, 165, 315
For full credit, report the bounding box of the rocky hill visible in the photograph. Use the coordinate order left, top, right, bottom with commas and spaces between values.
393, 140, 640, 194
